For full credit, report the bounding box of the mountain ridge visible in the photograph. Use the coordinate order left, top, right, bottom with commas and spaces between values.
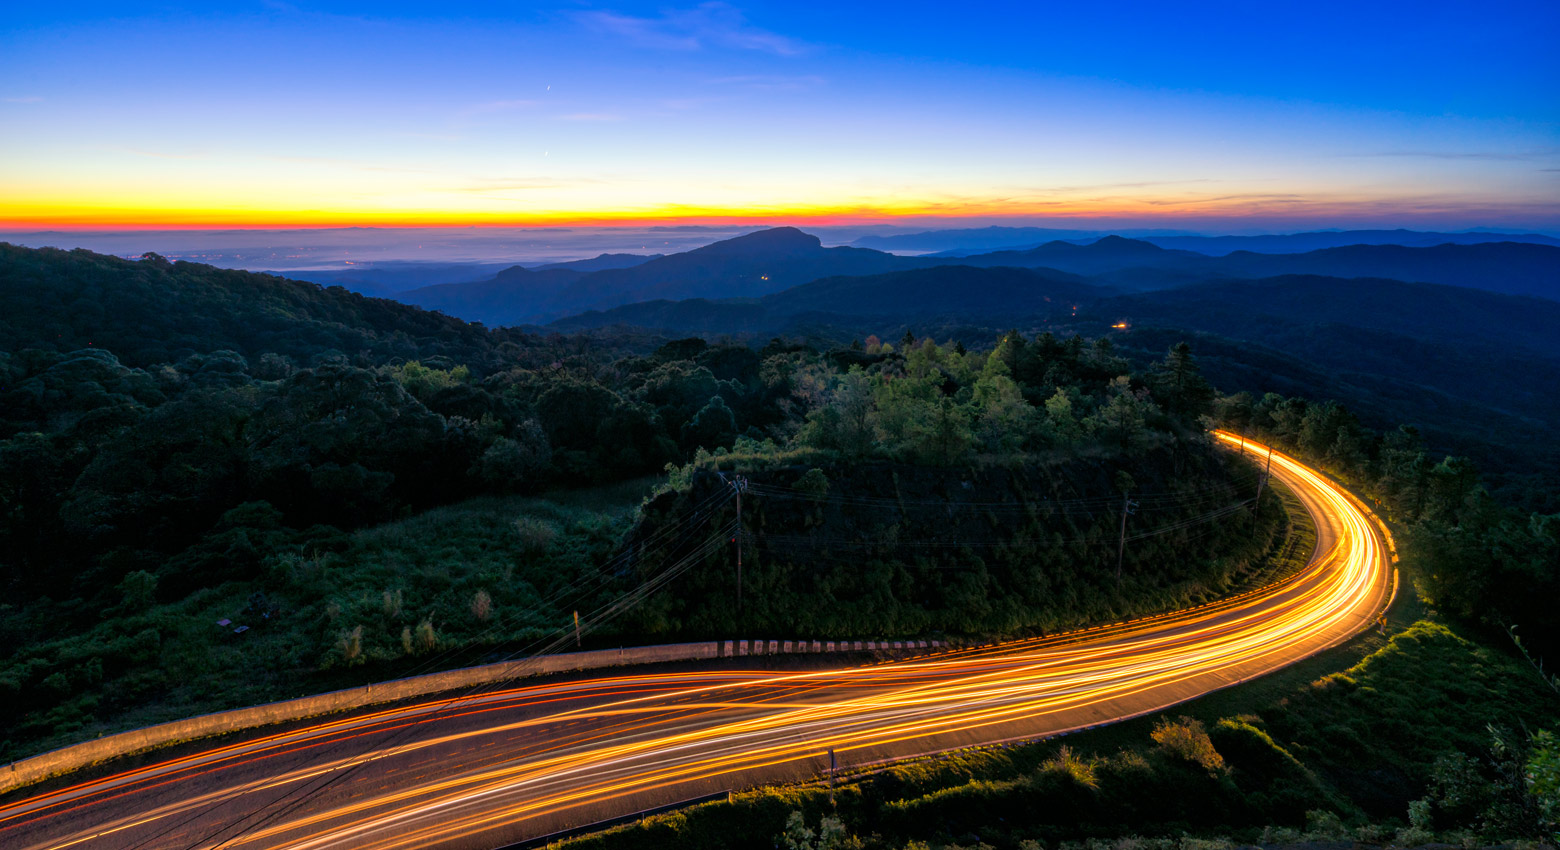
376, 227, 1560, 327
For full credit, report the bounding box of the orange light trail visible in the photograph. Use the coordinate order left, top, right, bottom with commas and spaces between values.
0, 434, 1393, 850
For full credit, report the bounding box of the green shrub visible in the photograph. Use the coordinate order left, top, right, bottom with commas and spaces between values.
1151, 716, 1224, 772
796, 468, 830, 498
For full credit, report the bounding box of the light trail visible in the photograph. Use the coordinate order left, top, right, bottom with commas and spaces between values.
0, 434, 1392, 850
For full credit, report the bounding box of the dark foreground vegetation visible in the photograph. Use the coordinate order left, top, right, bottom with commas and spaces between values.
1, 245, 1279, 761
1211, 392, 1560, 665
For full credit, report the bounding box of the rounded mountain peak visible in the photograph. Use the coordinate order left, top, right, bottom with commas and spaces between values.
695, 227, 823, 256
1089, 235, 1162, 251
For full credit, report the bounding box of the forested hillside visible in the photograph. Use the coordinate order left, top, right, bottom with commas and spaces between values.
0, 243, 559, 371
0, 244, 1278, 760
626, 333, 1284, 638
552, 265, 1101, 332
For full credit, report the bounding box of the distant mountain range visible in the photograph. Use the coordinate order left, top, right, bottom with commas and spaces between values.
390, 226, 1558, 328
1140, 229, 1560, 255
941, 237, 1560, 299
888, 227, 1560, 256
397, 228, 932, 324
550, 254, 1560, 365
849, 226, 1193, 253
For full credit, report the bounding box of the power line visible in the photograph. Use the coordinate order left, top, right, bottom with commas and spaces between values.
143, 492, 739, 850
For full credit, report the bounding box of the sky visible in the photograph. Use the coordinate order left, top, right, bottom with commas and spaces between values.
3, 1, 1558, 234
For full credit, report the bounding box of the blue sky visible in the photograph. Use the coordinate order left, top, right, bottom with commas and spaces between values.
3, 1, 1557, 231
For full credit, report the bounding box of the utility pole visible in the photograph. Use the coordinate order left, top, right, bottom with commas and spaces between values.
573, 610, 581, 648
1250, 446, 1273, 532
1254, 445, 1273, 505
735, 479, 742, 617
719, 472, 747, 617
1115, 493, 1138, 584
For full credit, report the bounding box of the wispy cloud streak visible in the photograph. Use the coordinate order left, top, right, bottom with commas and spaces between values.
579, 3, 808, 56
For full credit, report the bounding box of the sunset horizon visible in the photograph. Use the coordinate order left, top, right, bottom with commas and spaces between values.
5, 2, 1557, 237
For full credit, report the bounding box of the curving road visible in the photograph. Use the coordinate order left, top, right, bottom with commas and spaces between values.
0, 434, 1393, 850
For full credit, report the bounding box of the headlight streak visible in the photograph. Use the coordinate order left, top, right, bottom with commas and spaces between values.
2, 434, 1390, 850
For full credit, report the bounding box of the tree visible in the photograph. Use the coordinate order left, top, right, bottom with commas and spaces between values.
1088, 377, 1149, 452
872, 373, 941, 461
795, 468, 829, 497
797, 367, 875, 458
1149, 342, 1214, 420
985, 330, 1024, 379
116, 570, 158, 613
923, 396, 974, 466
475, 421, 553, 491
1215, 391, 1255, 437
682, 395, 737, 451
1042, 388, 1084, 449
1377, 424, 1433, 520
971, 373, 1033, 454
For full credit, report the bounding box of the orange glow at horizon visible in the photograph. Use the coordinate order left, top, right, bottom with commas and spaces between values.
0, 191, 1451, 232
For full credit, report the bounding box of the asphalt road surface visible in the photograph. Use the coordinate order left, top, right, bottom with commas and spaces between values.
0, 433, 1393, 850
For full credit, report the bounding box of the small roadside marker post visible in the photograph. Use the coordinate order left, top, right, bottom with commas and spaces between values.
828, 748, 837, 808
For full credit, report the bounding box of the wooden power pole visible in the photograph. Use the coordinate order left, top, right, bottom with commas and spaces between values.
1116, 493, 1138, 584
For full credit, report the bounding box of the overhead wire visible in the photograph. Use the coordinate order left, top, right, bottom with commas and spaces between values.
178, 519, 740, 850
146, 490, 740, 850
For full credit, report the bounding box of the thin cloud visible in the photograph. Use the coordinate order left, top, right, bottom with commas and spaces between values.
1141, 194, 1306, 207
579, 3, 808, 56
120, 148, 206, 160
1344, 149, 1558, 162
265, 154, 436, 175
555, 112, 623, 122
464, 99, 541, 115
397, 131, 466, 142
453, 177, 604, 193
658, 96, 727, 111
1028, 178, 1221, 194
707, 74, 825, 90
